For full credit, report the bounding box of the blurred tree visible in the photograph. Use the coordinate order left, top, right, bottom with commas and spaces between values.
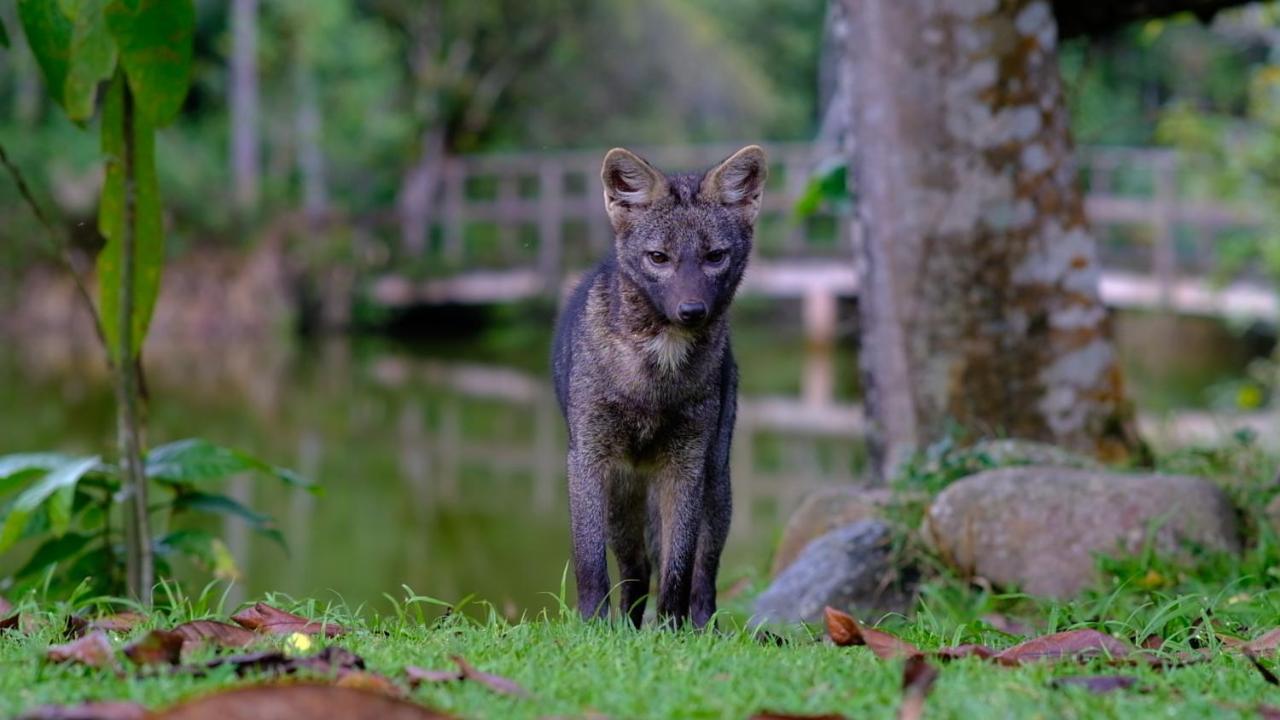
229, 0, 259, 215
844, 0, 1145, 478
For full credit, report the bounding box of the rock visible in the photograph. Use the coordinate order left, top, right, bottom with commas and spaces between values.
771, 487, 899, 577
923, 467, 1241, 598
753, 520, 896, 624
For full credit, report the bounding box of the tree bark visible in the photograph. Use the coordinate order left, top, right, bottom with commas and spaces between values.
293, 46, 328, 221
845, 0, 1143, 479
230, 0, 260, 215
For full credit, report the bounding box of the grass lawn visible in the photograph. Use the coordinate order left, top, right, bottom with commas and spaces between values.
3, 577, 1280, 719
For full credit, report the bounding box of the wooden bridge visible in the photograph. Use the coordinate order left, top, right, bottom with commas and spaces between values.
367, 144, 1276, 344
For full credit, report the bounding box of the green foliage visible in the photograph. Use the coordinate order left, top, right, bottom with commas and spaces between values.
0, 15, 9, 48
0, 441, 311, 598
65, 0, 116, 121
104, 0, 195, 127
17, 0, 74, 113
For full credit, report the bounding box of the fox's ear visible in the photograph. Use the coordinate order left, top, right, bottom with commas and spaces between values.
602, 148, 668, 229
701, 145, 768, 221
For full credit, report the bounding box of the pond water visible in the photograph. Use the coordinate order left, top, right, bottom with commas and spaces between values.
0, 305, 1263, 615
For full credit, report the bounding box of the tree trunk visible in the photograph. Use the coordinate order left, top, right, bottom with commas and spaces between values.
230, 0, 260, 215
294, 47, 328, 221
845, 0, 1143, 479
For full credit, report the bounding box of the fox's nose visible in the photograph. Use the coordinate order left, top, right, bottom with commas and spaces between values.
677, 301, 708, 324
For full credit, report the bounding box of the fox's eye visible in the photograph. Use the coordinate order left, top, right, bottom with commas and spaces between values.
705, 249, 728, 264
647, 251, 670, 265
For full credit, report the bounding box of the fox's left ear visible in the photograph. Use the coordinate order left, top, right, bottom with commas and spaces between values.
700, 145, 768, 221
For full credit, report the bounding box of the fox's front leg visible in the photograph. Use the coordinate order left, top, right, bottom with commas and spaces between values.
568, 448, 610, 619
655, 457, 706, 627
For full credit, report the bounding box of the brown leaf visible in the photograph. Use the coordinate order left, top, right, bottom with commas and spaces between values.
170, 620, 257, 650
16, 701, 147, 720
1139, 635, 1164, 650
936, 644, 995, 661
824, 606, 861, 647
0, 596, 12, 616
91, 612, 146, 634
981, 613, 1033, 637
151, 683, 453, 719
993, 629, 1130, 666
1244, 628, 1280, 655
1259, 704, 1280, 720
64, 614, 89, 638
1051, 675, 1140, 694
451, 655, 530, 697
231, 603, 345, 637
0, 611, 21, 633
405, 666, 463, 686
821, 607, 919, 659
898, 655, 939, 720
123, 629, 186, 666
46, 631, 117, 669
201, 645, 365, 679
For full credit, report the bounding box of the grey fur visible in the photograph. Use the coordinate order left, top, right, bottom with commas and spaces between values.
552, 145, 767, 628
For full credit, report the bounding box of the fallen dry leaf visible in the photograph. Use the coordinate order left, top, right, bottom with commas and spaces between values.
1051, 675, 1140, 694
1244, 628, 1280, 655
405, 656, 529, 697
981, 613, 1033, 637
123, 629, 186, 666
91, 612, 146, 634
16, 701, 147, 720
170, 620, 257, 650
202, 645, 364, 679
64, 615, 90, 638
151, 683, 451, 720
935, 644, 994, 661
0, 596, 12, 616
231, 603, 345, 637
0, 610, 21, 633
898, 654, 939, 720
1260, 704, 1280, 720
822, 607, 920, 659
46, 631, 117, 669
993, 629, 1131, 666
1139, 635, 1164, 650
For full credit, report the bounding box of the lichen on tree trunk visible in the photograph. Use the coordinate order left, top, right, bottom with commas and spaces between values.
845, 0, 1144, 478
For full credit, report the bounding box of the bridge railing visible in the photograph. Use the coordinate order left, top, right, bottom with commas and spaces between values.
371, 144, 1270, 322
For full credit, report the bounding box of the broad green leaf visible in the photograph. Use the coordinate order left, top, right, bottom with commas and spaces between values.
1, 16, 11, 48
155, 529, 240, 579
97, 72, 163, 363
0, 455, 100, 552
170, 491, 286, 548
18, 0, 74, 111
14, 532, 94, 579
104, 0, 193, 126
0, 452, 73, 480
64, 0, 118, 120
147, 438, 314, 490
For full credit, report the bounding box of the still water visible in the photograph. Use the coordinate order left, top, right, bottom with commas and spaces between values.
0, 307, 1260, 614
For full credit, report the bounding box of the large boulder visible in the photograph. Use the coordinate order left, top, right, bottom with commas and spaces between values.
923, 467, 1241, 598
754, 520, 898, 624
770, 487, 899, 577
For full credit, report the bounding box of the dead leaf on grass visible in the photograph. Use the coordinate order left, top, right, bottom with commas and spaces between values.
16, 701, 147, 720
935, 644, 994, 661
46, 631, 117, 669
748, 713, 848, 719
993, 629, 1131, 666
823, 607, 921, 659
898, 654, 939, 720
123, 629, 186, 666
170, 620, 258, 651
150, 683, 451, 720
91, 612, 146, 634
405, 656, 529, 697
231, 603, 345, 637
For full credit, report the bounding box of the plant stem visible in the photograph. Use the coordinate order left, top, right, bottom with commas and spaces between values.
115, 80, 153, 606
0, 143, 110, 353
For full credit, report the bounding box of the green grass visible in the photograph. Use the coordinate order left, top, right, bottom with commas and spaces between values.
3, 576, 1280, 719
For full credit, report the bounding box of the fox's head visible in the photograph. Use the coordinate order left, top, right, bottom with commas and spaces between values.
601, 145, 767, 330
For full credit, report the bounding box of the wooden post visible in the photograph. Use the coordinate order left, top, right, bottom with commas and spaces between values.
802, 287, 838, 348
443, 160, 464, 267
1151, 152, 1177, 309
538, 160, 564, 295
497, 172, 519, 264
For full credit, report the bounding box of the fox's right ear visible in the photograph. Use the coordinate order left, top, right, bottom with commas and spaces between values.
601, 148, 668, 230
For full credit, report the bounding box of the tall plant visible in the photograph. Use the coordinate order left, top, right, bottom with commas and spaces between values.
1, 0, 194, 605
